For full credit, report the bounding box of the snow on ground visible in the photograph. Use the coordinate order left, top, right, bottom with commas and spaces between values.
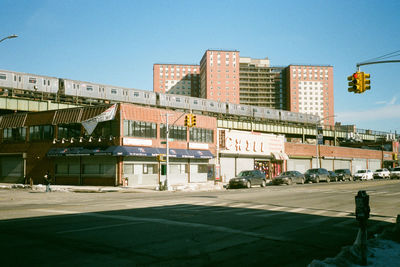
309, 238, 400, 267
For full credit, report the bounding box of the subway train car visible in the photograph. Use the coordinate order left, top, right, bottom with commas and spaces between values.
280, 110, 300, 123
158, 93, 190, 110
0, 69, 59, 94
128, 89, 157, 106
227, 103, 252, 117
252, 106, 280, 121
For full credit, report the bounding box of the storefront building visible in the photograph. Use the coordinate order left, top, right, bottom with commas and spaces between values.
285, 142, 396, 174
218, 129, 287, 181
0, 103, 216, 186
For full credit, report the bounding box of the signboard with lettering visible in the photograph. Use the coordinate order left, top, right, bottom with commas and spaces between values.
219, 129, 285, 155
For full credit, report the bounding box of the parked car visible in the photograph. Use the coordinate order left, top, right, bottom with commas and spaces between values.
228, 170, 267, 188
353, 169, 373, 180
304, 168, 330, 183
334, 169, 353, 181
328, 171, 338, 182
390, 167, 400, 179
272, 171, 305, 185
373, 168, 390, 179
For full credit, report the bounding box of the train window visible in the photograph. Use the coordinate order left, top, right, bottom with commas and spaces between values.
133, 92, 139, 97
210, 103, 214, 107
19, 77, 21, 82
193, 100, 198, 105
144, 93, 149, 98
48, 80, 50, 86
254, 108, 258, 112
176, 98, 181, 103
29, 78, 36, 84
14, 76, 16, 81
111, 89, 117, 94
43, 80, 46, 85
87, 86, 93, 91
0, 74, 6, 80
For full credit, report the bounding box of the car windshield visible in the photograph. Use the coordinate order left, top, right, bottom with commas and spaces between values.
394, 168, 400, 171
305, 169, 319, 174
357, 170, 366, 173
238, 171, 253, 177
376, 169, 383, 172
335, 169, 345, 173
280, 171, 291, 176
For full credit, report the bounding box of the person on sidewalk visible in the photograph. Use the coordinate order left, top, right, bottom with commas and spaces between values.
44, 171, 52, 192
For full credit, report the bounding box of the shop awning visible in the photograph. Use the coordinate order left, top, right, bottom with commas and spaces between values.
158, 148, 214, 159
271, 152, 289, 160
47, 146, 214, 158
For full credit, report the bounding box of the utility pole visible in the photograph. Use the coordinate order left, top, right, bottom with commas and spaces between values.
163, 112, 187, 191
165, 113, 171, 191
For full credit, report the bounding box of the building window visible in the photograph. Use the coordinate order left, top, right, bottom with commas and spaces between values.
29, 125, 54, 141
189, 128, 213, 143
123, 120, 157, 138
160, 124, 186, 141
58, 123, 81, 139
2, 127, 26, 142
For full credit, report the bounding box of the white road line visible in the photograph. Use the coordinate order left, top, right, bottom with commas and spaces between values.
36, 208, 291, 242
288, 208, 306, 213
57, 221, 144, 234
268, 206, 286, 211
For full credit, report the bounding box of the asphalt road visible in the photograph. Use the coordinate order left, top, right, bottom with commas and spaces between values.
1, 180, 399, 266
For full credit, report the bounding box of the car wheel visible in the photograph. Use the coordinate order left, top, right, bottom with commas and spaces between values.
260, 180, 266, 187
246, 181, 251, 188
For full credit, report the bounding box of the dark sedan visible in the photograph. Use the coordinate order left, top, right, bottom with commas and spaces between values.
304, 168, 330, 183
272, 171, 305, 185
228, 170, 267, 188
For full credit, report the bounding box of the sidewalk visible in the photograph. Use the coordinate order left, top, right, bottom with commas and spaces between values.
0, 181, 225, 193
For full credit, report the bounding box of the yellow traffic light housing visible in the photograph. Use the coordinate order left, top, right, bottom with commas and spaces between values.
363, 72, 371, 91
184, 114, 191, 127
348, 72, 361, 93
157, 154, 166, 162
191, 115, 197, 127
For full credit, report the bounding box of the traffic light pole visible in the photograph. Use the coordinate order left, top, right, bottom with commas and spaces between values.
164, 112, 187, 191
356, 60, 400, 68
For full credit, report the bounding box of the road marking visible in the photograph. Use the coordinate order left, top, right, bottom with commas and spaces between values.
288, 208, 305, 213
36, 209, 291, 242
57, 221, 144, 234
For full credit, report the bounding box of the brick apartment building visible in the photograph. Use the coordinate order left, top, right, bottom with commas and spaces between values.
284, 65, 334, 125
153, 64, 200, 97
199, 50, 240, 104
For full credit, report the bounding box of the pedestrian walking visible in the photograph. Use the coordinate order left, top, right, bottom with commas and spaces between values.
44, 171, 52, 192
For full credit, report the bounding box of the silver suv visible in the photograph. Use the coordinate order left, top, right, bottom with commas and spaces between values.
390, 167, 400, 179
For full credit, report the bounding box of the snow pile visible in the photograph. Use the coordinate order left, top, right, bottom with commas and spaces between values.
309, 238, 400, 267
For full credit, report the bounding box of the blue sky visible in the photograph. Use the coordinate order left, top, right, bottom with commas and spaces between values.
1, 0, 399, 132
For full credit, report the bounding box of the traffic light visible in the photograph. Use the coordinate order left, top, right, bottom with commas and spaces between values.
184, 114, 191, 127
348, 72, 361, 93
362, 72, 371, 91
191, 114, 196, 127
157, 154, 166, 162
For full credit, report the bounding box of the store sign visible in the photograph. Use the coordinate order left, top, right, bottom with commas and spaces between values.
220, 129, 284, 155
123, 138, 152, 146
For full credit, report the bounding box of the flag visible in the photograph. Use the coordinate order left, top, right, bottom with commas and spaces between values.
82, 104, 117, 135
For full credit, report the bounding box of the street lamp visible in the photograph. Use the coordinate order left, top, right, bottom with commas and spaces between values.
0, 34, 18, 43
316, 115, 336, 168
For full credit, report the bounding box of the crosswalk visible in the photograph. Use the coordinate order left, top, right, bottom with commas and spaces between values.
124, 198, 397, 226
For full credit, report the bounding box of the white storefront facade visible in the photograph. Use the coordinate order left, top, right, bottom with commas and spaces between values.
217, 129, 287, 182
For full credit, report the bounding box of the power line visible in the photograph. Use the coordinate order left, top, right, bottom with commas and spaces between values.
360, 49, 400, 64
